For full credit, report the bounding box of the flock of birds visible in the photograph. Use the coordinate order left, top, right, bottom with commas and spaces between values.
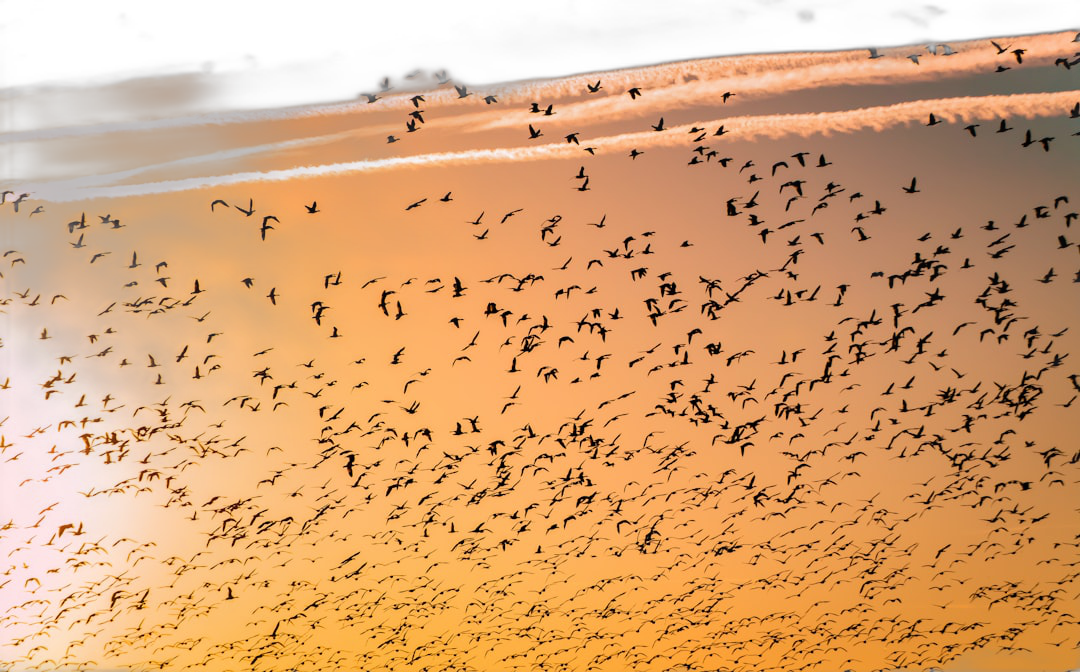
1, 33, 1079, 672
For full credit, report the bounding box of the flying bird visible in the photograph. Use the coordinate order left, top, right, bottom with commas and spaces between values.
260, 216, 278, 240
235, 199, 255, 216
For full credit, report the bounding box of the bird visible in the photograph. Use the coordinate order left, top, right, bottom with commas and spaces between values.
260, 216, 278, 240
4, 39, 1078, 672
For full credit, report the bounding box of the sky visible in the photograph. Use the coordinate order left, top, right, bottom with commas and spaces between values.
1, 5, 1079, 672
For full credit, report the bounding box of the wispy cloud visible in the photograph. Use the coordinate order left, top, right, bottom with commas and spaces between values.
439, 29, 1075, 109
468, 32, 1078, 131
13, 131, 368, 194
20, 90, 1076, 203
585, 91, 1079, 147
6, 31, 1073, 145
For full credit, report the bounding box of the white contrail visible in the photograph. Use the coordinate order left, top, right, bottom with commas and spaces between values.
6, 31, 1074, 145
486, 30, 1075, 104
17, 130, 375, 194
469, 31, 1079, 132
20, 90, 1077, 203
0, 98, 415, 145
584, 91, 1080, 148
20, 146, 582, 202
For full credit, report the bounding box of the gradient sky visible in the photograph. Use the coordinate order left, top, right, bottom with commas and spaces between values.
1, 29, 1079, 672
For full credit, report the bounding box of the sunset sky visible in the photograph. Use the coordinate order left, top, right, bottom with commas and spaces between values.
1, 14, 1079, 672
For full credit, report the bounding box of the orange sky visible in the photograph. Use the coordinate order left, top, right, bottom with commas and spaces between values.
1, 31, 1079, 672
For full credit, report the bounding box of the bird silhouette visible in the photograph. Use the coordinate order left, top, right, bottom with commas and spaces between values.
235, 199, 255, 216
3, 32, 1078, 672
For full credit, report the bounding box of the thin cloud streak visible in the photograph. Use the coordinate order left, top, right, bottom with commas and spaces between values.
18, 131, 370, 194
469, 32, 1077, 132
21, 146, 582, 202
6, 32, 1073, 145
0, 99, 405, 145
21, 90, 1077, 203
488, 30, 1071, 104
592, 91, 1080, 146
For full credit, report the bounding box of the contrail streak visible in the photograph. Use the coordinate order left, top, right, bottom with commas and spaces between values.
20, 90, 1077, 203
14, 130, 370, 194
1, 102, 354, 144
20, 146, 581, 202
470, 32, 1079, 131
5, 32, 1073, 145
587, 91, 1080, 148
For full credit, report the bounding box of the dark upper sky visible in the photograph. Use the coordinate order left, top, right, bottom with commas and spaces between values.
3, 1, 1073, 119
